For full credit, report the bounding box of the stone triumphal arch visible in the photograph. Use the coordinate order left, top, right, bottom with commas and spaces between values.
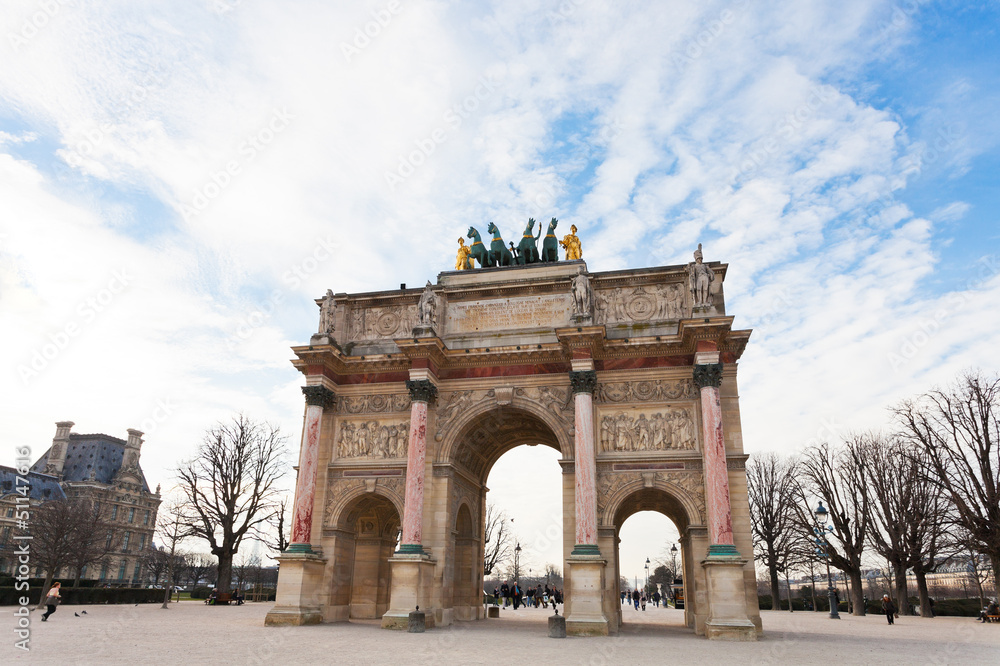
266, 250, 761, 640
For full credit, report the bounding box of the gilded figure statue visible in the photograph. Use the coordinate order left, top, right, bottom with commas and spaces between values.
560, 224, 582, 260
455, 237, 473, 270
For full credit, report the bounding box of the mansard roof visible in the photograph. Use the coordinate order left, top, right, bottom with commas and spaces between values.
0, 466, 67, 501
30, 433, 151, 493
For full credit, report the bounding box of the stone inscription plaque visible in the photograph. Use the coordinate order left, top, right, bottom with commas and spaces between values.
446, 294, 570, 334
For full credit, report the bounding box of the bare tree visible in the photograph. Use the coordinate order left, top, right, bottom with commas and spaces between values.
747, 452, 801, 610
894, 371, 1000, 599
156, 502, 188, 608
176, 414, 287, 594
64, 498, 122, 586
797, 439, 871, 615
483, 502, 513, 577
184, 553, 216, 588
31, 500, 80, 594
268, 498, 291, 556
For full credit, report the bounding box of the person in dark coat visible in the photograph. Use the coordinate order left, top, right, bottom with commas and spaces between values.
881, 594, 896, 625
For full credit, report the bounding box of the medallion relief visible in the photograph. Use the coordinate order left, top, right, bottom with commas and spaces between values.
336, 393, 411, 414
349, 304, 418, 341
593, 283, 687, 325
594, 378, 698, 403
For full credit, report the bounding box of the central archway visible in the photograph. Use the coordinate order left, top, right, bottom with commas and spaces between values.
436, 399, 573, 624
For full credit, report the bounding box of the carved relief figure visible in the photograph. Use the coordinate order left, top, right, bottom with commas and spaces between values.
688, 243, 715, 309
599, 409, 696, 452
337, 420, 410, 459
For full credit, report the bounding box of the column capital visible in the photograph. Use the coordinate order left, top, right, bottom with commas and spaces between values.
301, 385, 336, 409
569, 370, 597, 395
406, 379, 438, 403
693, 363, 723, 389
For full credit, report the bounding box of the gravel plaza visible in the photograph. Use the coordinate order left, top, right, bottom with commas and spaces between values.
5, 602, 998, 664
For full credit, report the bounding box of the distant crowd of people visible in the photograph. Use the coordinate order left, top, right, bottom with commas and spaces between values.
490, 582, 562, 609
621, 589, 668, 610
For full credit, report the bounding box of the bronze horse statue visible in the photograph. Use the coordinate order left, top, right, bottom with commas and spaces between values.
466, 226, 494, 267
540, 217, 559, 262
487, 221, 514, 267
516, 218, 542, 265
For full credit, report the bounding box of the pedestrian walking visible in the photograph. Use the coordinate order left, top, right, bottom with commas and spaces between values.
40, 582, 62, 621
881, 594, 895, 625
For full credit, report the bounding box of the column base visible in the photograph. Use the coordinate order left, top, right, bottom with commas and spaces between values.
565, 553, 609, 636
265, 551, 327, 626
701, 551, 758, 641
381, 553, 438, 630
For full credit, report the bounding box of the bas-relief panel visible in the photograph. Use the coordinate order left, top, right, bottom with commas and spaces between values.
598, 408, 697, 453
595, 379, 698, 403
348, 304, 418, 341
335, 418, 410, 459
593, 283, 687, 325
336, 393, 411, 414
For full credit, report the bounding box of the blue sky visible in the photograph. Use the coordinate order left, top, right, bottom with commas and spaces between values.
1, 0, 998, 579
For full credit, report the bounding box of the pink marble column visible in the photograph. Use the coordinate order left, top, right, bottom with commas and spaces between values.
694, 363, 736, 553
570, 370, 600, 555
398, 379, 437, 554
288, 385, 335, 552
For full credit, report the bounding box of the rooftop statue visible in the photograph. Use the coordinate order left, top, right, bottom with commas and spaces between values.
487, 221, 514, 267
560, 224, 582, 260
516, 217, 542, 265
455, 237, 473, 270
688, 243, 714, 309
466, 226, 493, 268
541, 217, 559, 262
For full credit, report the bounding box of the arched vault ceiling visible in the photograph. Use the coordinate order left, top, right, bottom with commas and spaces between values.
450, 407, 561, 480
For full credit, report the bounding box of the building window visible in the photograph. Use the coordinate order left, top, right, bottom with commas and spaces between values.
123, 532, 131, 551
100, 565, 108, 580
81, 565, 87, 578
106, 532, 113, 549
139, 534, 146, 550
118, 560, 127, 581
144, 510, 150, 526
111, 505, 118, 521
0, 526, 10, 545
5, 507, 13, 518
128, 508, 135, 523
133, 562, 142, 581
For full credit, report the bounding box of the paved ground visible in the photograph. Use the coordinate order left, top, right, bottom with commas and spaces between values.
4, 601, 998, 664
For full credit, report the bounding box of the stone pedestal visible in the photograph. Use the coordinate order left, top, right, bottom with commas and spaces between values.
264, 551, 327, 626
565, 555, 609, 636
381, 554, 437, 630
702, 556, 757, 641
487, 606, 500, 618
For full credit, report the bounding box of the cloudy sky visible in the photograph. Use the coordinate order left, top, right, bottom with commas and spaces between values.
1, 1, 998, 583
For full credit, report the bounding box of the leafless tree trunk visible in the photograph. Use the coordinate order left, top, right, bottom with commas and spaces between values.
483, 502, 512, 577
797, 439, 870, 615
33, 499, 89, 594
747, 453, 800, 611
269, 499, 291, 555
176, 413, 287, 594
156, 502, 188, 608
66, 498, 121, 587
894, 371, 1000, 597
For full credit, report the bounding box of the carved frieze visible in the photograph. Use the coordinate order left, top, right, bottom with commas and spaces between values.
599, 409, 697, 453
336, 419, 410, 459
349, 304, 418, 341
323, 476, 405, 527
595, 470, 707, 526
594, 283, 687, 325
594, 378, 697, 403
336, 393, 411, 415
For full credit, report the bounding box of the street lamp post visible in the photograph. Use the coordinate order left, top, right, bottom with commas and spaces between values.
813, 502, 841, 619
670, 543, 679, 606
514, 542, 521, 585
644, 557, 650, 594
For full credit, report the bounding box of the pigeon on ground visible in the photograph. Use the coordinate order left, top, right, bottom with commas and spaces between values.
81, 611, 88, 615
75, 612, 80, 617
